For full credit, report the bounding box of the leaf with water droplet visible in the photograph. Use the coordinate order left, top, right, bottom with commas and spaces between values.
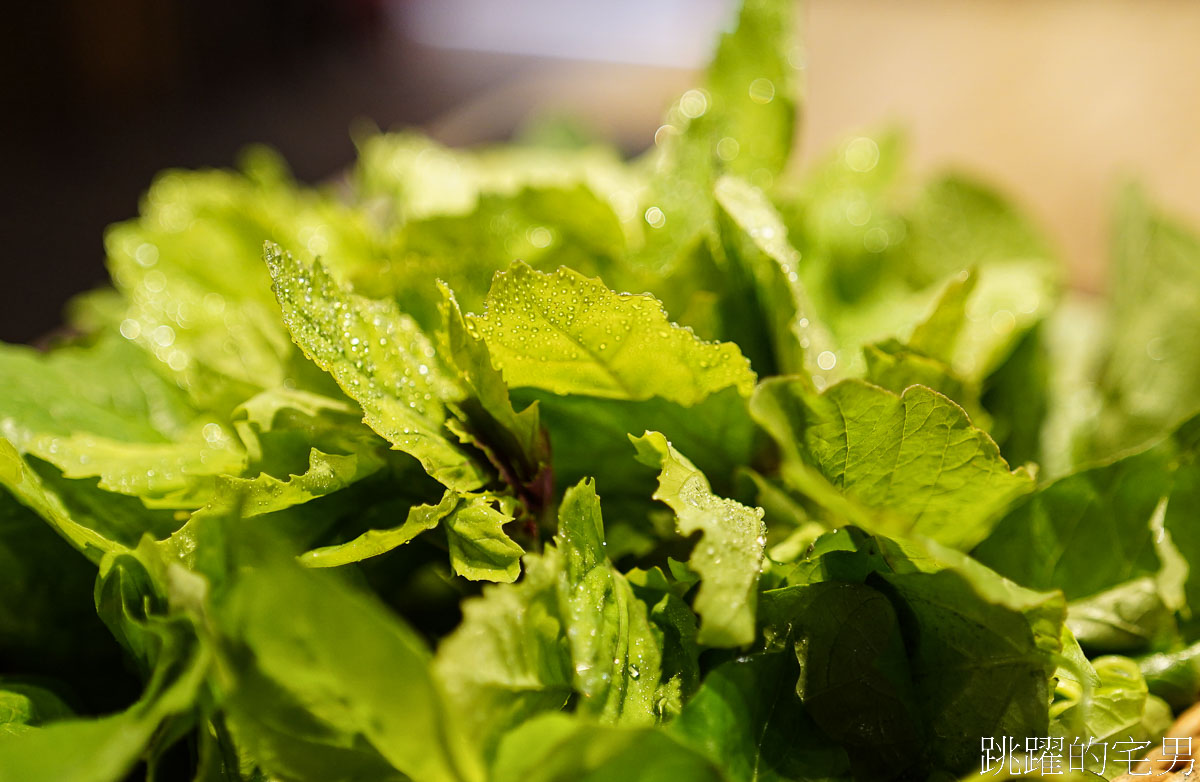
0, 438, 134, 560
713, 175, 833, 376
440, 283, 549, 498
20, 428, 246, 509
0, 336, 246, 509
514, 385, 756, 562
97, 162, 380, 410
635, 0, 801, 274
555, 478, 662, 723
266, 243, 489, 491
388, 184, 634, 330
432, 479, 674, 762
471, 262, 755, 406
220, 446, 383, 522
631, 431, 765, 647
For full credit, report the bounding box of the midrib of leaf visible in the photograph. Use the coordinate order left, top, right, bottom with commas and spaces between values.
751, 671, 785, 782
900, 589, 1034, 659
527, 292, 637, 398
876, 394, 912, 505
910, 408, 952, 526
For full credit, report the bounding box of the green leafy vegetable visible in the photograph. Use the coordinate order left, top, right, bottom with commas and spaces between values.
632, 431, 766, 647
492, 713, 723, 782
216, 535, 477, 782
266, 244, 489, 491
752, 377, 1032, 548
433, 551, 571, 763
1094, 185, 1200, 456
1051, 655, 1172, 778
6, 0, 1200, 778
472, 261, 756, 405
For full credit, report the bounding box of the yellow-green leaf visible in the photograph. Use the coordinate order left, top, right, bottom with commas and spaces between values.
631, 431, 765, 647
471, 262, 755, 406
266, 244, 489, 490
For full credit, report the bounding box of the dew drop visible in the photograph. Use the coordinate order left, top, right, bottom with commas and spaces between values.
844, 136, 880, 172
845, 199, 872, 227
134, 243, 159, 267
119, 319, 141, 340
679, 89, 708, 119
152, 324, 176, 347
990, 310, 1016, 336
863, 226, 889, 253
748, 78, 776, 104
143, 270, 167, 293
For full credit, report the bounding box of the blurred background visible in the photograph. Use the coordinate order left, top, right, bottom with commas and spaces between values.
3, 0, 1200, 343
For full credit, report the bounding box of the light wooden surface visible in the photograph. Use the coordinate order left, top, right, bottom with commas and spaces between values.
803, 0, 1200, 292
429, 0, 1200, 292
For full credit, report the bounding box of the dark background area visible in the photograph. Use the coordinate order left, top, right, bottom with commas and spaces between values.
9, 1, 1185, 343
2, 2, 514, 344
0, 0, 664, 344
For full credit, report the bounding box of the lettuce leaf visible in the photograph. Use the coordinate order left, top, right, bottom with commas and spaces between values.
5, 0, 1200, 777
632, 431, 766, 647
752, 378, 1032, 548
471, 261, 756, 405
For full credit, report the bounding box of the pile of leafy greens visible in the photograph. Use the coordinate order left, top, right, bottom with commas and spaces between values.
4, 1, 1200, 780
